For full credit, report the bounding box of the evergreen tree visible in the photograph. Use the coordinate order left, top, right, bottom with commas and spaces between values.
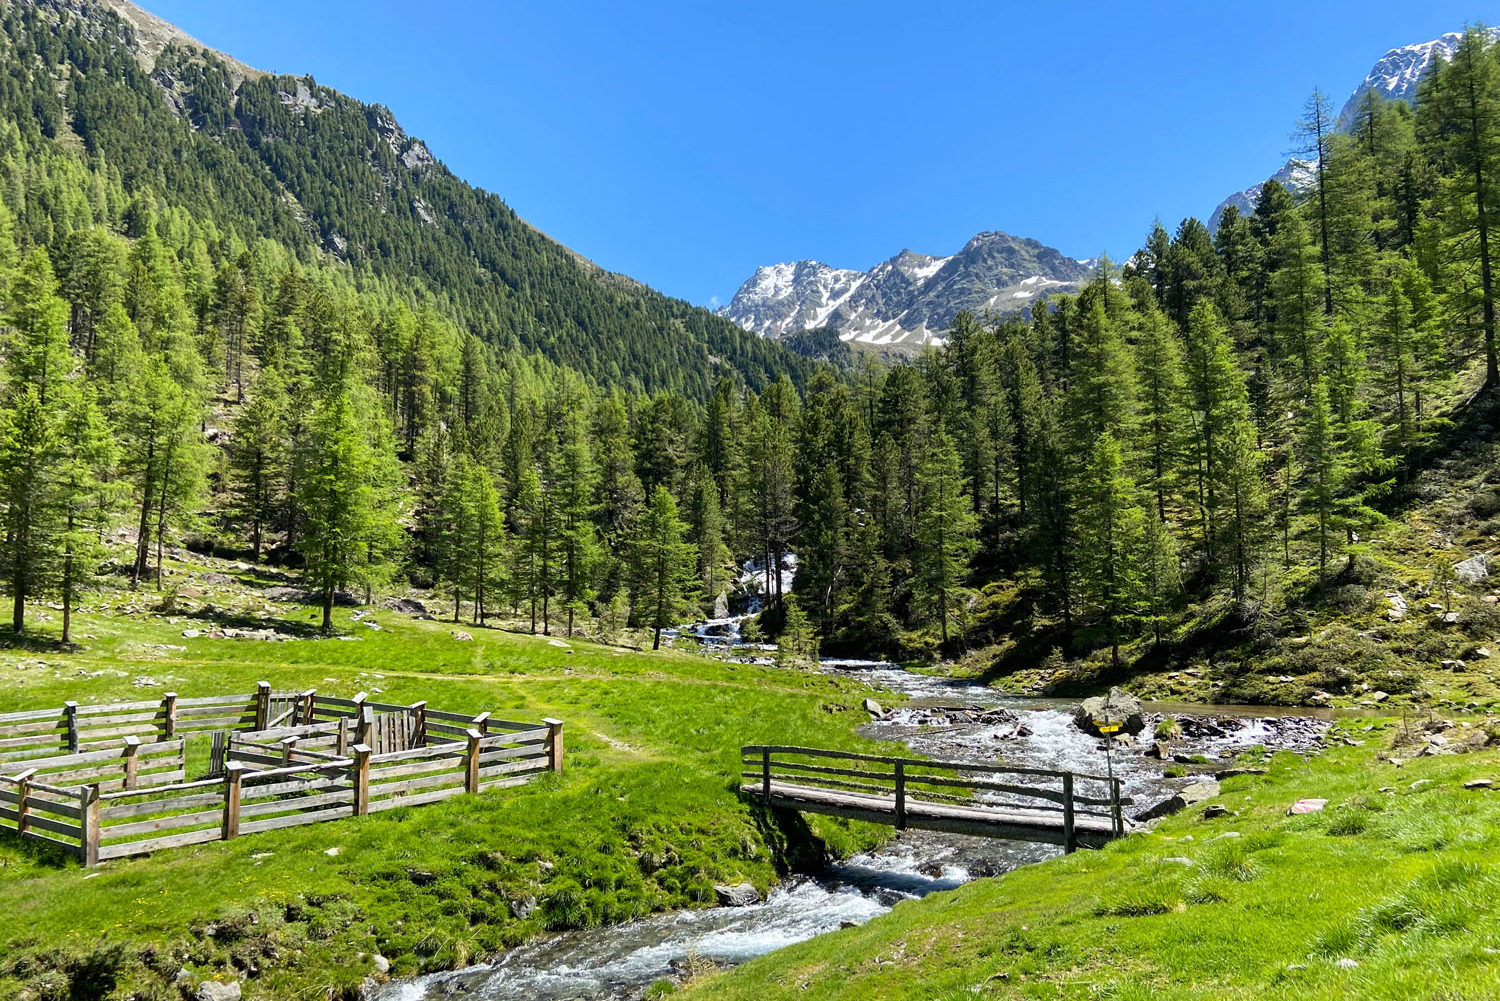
630, 485, 696, 650
912, 432, 977, 645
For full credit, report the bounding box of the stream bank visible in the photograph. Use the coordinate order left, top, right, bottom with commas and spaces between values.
380, 656, 1334, 1001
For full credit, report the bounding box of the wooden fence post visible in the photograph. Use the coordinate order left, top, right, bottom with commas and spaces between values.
761, 748, 771, 803
350, 691, 368, 724
894, 760, 906, 831
1111, 778, 1123, 837
280, 736, 298, 767
122, 736, 141, 790
336, 717, 349, 756
351, 744, 370, 817
222, 762, 245, 840
14, 768, 36, 837
63, 702, 79, 753
464, 729, 482, 793
409, 701, 427, 747
162, 692, 178, 739
78, 784, 100, 866
254, 682, 271, 730
357, 705, 373, 749
542, 718, 564, 773
300, 689, 317, 725
471, 711, 490, 736
1061, 773, 1076, 854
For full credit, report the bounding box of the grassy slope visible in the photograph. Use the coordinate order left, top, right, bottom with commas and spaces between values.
0, 569, 892, 1000
683, 729, 1500, 1001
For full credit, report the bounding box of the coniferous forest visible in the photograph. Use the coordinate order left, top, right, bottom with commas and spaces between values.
3, 3, 1500, 701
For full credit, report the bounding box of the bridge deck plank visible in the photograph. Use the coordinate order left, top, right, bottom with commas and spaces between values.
742, 781, 1120, 847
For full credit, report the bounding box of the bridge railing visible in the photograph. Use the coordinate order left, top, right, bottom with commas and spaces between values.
740, 744, 1128, 850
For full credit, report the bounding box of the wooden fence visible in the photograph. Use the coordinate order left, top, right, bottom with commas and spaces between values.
0, 687, 563, 865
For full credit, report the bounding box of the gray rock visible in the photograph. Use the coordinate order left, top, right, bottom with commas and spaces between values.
1335, 957, 1360, 969
372, 954, 390, 974
1162, 856, 1194, 866
714, 883, 761, 907
1465, 779, 1493, 790
196, 982, 242, 1001
509, 896, 536, 920
862, 698, 885, 717
1137, 779, 1220, 821
384, 596, 429, 616
452, 631, 473, 641
1074, 687, 1145, 737
1202, 804, 1230, 819
1455, 554, 1490, 584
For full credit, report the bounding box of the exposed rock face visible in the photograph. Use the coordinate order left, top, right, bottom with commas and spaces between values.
1073, 687, 1145, 737
720, 232, 1094, 349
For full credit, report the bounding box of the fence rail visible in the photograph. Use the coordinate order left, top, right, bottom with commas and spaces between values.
741, 744, 1128, 851
0, 687, 563, 865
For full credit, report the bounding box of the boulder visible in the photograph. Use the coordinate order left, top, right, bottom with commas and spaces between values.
862, 698, 885, 717
1074, 687, 1145, 737
196, 982, 242, 1001
372, 954, 390, 974
714, 883, 761, 907
1455, 554, 1490, 585
1465, 779, 1494, 790
383, 596, 428, 616
1136, 779, 1220, 821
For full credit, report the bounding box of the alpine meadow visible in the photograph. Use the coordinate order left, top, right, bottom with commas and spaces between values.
1, 2, 1500, 1000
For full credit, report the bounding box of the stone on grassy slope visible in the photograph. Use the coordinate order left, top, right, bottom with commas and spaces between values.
1137, 779, 1220, 821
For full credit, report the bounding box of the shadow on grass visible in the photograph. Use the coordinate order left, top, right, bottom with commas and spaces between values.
0, 627, 74, 654
0, 825, 81, 869
178, 607, 330, 640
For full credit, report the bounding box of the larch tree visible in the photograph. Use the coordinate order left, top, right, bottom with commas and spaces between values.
630, 485, 697, 651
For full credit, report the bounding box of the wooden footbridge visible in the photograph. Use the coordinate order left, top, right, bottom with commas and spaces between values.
741, 745, 1130, 852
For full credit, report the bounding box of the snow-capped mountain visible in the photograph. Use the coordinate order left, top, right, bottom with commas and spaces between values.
719, 231, 1094, 348
1211, 27, 1500, 229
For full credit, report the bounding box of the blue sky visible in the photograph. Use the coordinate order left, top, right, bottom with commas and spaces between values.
145, 1, 1487, 307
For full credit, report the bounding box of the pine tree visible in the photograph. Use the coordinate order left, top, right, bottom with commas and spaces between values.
630, 485, 696, 650
1077, 432, 1144, 667
297, 388, 378, 632
1137, 512, 1181, 645
912, 432, 977, 646
230, 366, 289, 561
5, 248, 72, 402
1417, 27, 1500, 386
0, 386, 57, 633
1134, 303, 1188, 519
54, 385, 117, 643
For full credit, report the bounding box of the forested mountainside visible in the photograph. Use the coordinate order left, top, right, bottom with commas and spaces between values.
1, 0, 817, 401
2, 0, 1500, 711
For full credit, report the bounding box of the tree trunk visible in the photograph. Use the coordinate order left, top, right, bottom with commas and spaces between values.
322, 586, 334, 633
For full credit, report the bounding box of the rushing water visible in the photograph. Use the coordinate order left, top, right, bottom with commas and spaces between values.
383, 638, 1330, 1001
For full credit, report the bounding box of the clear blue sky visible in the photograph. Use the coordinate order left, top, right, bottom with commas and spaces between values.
143, 1, 1487, 307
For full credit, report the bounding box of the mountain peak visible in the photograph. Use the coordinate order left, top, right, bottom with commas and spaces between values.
720, 231, 1090, 349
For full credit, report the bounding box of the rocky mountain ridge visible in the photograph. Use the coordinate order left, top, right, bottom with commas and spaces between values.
720, 231, 1094, 349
